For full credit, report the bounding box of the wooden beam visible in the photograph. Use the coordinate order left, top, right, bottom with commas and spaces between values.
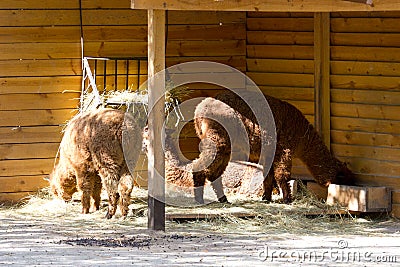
147, 9, 166, 231
131, 0, 400, 12
314, 13, 331, 147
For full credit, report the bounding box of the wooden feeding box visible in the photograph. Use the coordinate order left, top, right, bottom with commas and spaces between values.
326, 184, 391, 213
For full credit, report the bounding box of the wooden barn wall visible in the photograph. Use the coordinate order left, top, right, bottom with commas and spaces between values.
329, 12, 400, 215
0, 0, 246, 201
246, 12, 315, 179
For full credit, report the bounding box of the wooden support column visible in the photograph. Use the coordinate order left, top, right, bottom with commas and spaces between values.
314, 12, 331, 148
147, 9, 166, 231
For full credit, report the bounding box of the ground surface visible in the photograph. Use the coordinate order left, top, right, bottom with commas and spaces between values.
0, 188, 399, 266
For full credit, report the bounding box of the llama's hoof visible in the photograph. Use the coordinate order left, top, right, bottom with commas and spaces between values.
283, 197, 292, 204
218, 195, 229, 203
105, 211, 113, 219
82, 208, 90, 214
261, 195, 272, 203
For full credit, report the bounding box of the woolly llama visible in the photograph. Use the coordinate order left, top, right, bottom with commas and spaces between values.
193, 91, 355, 204
49, 108, 143, 218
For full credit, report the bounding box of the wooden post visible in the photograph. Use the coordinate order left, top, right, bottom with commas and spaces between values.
314, 12, 331, 148
147, 9, 166, 231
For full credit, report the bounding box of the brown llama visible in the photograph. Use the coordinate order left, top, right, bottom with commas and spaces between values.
49, 108, 142, 218
193, 91, 355, 204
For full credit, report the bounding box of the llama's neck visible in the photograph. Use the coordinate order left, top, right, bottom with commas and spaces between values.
298, 126, 342, 185
164, 137, 186, 167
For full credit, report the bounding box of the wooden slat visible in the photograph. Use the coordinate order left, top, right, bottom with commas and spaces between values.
331, 117, 400, 135
167, 56, 246, 71
331, 46, 400, 62
332, 143, 400, 162
0, 192, 34, 204
0, 109, 76, 127
246, 59, 314, 74
132, 0, 400, 12
0, 175, 49, 193
0, 93, 80, 111
392, 204, 400, 218
342, 157, 400, 178
0, 158, 54, 176
0, 59, 82, 77
259, 87, 314, 101
332, 33, 400, 47
0, 143, 60, 160
331, 103, 400, 120
392, 190, 400, 204
331, 89, 400, 105
331, 75, 400, 90
331, 11, 400, 18
314, 12, 330, 147
247, 12, 314, 18
0, 77, 82, 94
247, 45, 314, 59
331, 130, 400, 148
331, 17, 400, 33
331, 61, 400, 76
168, 24, 246, 40
246, 17, 314, 31
247, 31, 313, 45
168, 11, 246, 24
0, 0, 133, 9
353, 174, 400, 189
247, 72, 314, 87
167, 40, 246, 57
0, 126, 62, 144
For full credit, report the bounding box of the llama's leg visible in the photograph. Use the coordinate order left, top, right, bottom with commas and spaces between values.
274, 149, 293, 204
76, 172, 94, 214
99, 169, 120, 219
91, 174, 102, 211
262, 169, 274, 202
192, 172, 206, 204
211, 178, 228, 203
118, 173, 134, 218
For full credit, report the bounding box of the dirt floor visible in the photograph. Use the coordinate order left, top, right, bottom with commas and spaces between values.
0, 187, 399, 266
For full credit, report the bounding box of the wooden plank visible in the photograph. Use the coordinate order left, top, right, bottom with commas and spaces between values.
259, 86, 314, 101
331, 17, 400, 33
131, 0, 399, 12
314, 12, 330, 147
0, 77, 82, 94
392, 204, 400, 218
247, 45, 314, 59
166, 212, 256, 221
0, 192, 33, 205
167, 40, 246, 57
331, 117, 400, 135
332, 143, 400, 162
0, 126, 62, 144
340, 157, 400, 178
247, 31, 313, 45
0, 43, 80, 60
327, 184, 391, 212
332, 33, 400, 47
331, 75, 400, 90
168, 11, 246, 24
147, 9, 166, 231
168, 24, 246, 40
331, 130, 400, 148
331, 61, 400, 76
247, 72, 314, 87
0, 158, 54, 176
0, 175, 49, 193
331, 11, 400, 18
246, 17, 314, 31
0, 143, 60, 160
331, 103, 400, 120
0, 93, 80, 111
331, 89, 400, 105
247, 12, 314, 18
0, 109, 76, 127
354, 174, 400, 189
167, 56, 246, 72
307, 181, 328, 200
246, 59, 314, 74
0, 0, 133, 9
331, 46, 400, 62
0, 59, 82, 77
392, 190, 400, 204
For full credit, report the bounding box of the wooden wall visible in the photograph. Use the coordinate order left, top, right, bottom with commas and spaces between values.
329, 12, 400, 215
246, 12, 315, 179
0, 0, 246, 201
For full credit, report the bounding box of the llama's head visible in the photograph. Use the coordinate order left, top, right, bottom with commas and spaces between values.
48, 163, 77, 201
333, 161, 355, 186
